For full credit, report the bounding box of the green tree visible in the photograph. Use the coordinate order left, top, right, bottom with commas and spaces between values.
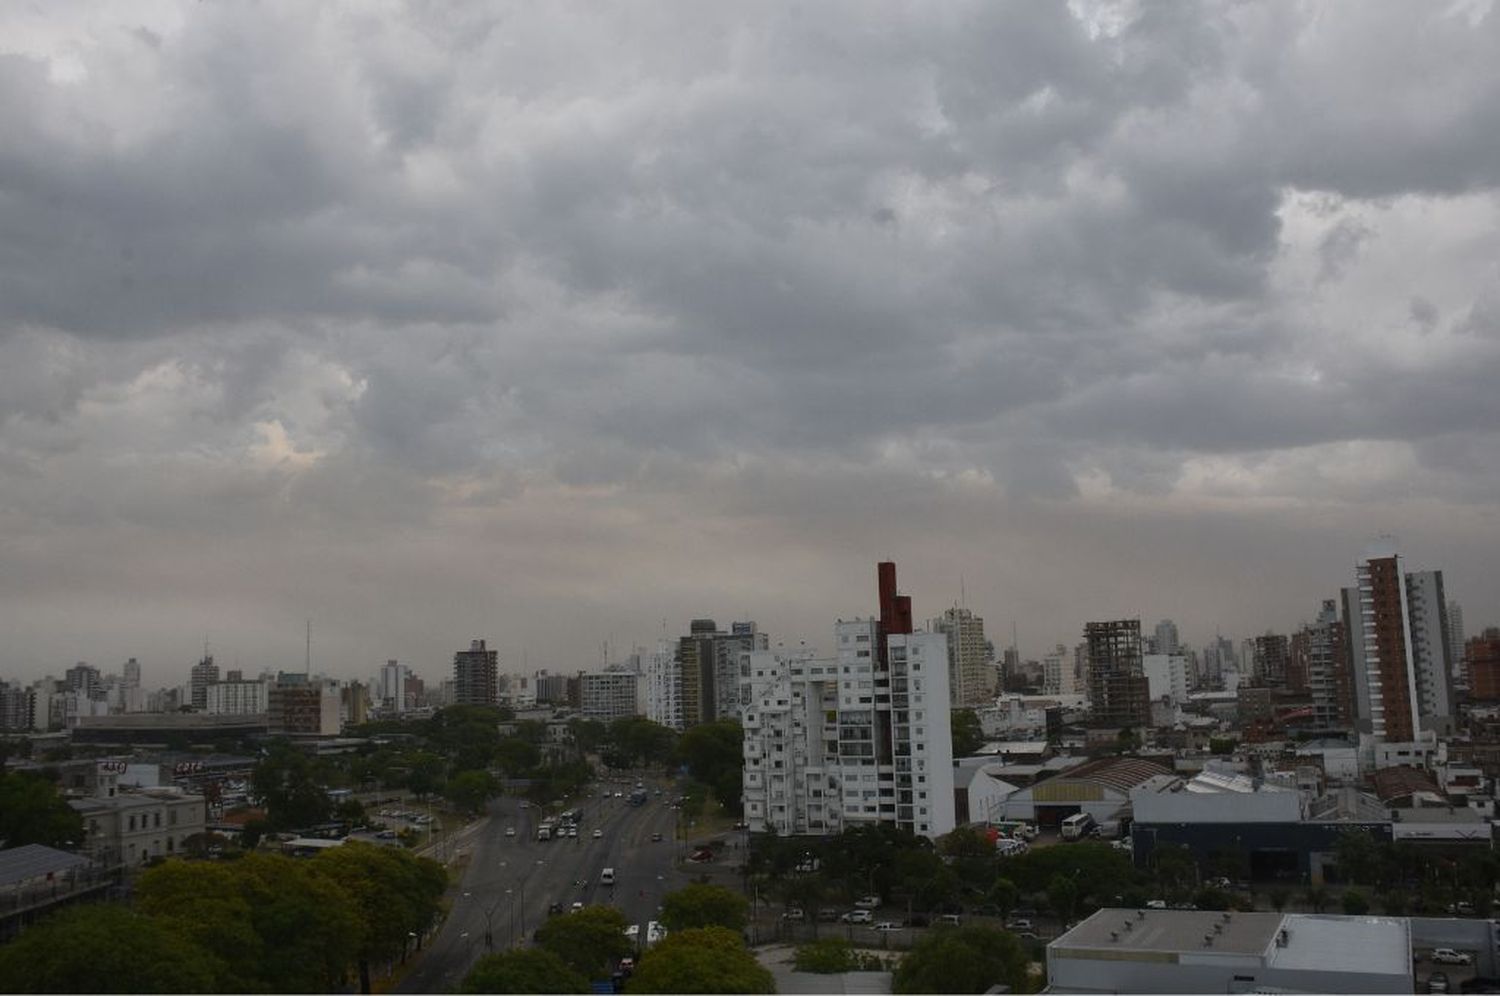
137, 859, 267, 990
1334, 829, 1382, 887
1268, 887, 1290, 912
0, 904, 220, 993
1342, 889, 1370, 915
793, 938, 856, 974
950, 709, 984, 757
660, 883, 750, 932
1047, 874, 1081, 921
1378, 890, 1407, 915
989, 878, 1020, 917
609, 717, 678, 768
0, 770, 85, 848
445, 769, 500, 815
677, 720, 745, 816
460, 948, 589, 994
893, 924, 1031, 995
233, 853, 364, 991
494, 738, 541, 778
1303, 887, 1330, 913
405, 750, 449, 800
535, 905, 632, 978
315, 842, 448, 993
251, 740, 332, 830
627, 927, 775, 994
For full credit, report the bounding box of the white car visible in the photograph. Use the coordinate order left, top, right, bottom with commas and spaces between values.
873, 921, 900, 932
841, 909, 874, 924
1430, 949, 1473, 965
854, 895, 882, 910
505, 827, 516, 837
570, 901, 584, 912
593, 829, 603, 839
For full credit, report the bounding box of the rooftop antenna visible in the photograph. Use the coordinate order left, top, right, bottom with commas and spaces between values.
305, 619, 312, 676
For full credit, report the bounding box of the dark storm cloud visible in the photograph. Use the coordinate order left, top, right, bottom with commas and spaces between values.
2, 0, 1499, 677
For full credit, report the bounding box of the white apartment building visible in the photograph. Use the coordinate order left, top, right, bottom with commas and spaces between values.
741, 620, 955, 840
378, 660, 409, 713
1043, 644, 1078, 696
1142, 653, 1190, 705
204, 679, 268, 716
579, 669, 640, 723
640, 644, 682, 731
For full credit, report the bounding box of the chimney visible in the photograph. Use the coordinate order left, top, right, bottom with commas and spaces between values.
1204, 933, 1215, 947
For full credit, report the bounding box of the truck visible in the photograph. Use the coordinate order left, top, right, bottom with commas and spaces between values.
537, 821, 554, 842
1060, 812, 1097, 840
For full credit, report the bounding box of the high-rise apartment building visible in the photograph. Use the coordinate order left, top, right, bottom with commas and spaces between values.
1448, 600, 1466, 690
204, 677, 268, 715
1296, 599, 1353, 728
378, 660, 411, 713
1043, 644, 1078, 696
675, 619, 767, 727
188, 654, 219, 712
0, 682, 34, 732
741, 562, 954, 839
1085, 619, 1150, 729
1141, 654, 1189, 705
453, 639, 498, 707
639, 645, 682, 730
1153, 619, 1180, 656
267, 676, 341, 736
931, 606, 995, 707
65, 663, 100, 699
1344, 543, 1454, 742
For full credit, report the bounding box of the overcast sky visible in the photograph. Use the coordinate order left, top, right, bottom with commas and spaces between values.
3, 1, 1499, 687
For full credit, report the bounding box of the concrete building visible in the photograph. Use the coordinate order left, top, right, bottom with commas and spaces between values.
204, 677, 267, 716
378, 660, 411, 713
1251, 633, 1290, 688
1297, 599, 1353, 728
639, 645, 682, 731
267, 678, 340, 736
1153, 619, 1180, 656
70, 788, 208, 873
931, 606, 995, 707
188, 654, 219, 712
0, 682, 34, 733
1047, 908, 1413, 994
675, 619, 768, 727
579, 668, 640, 723
741, 562, 955, 840
1448, 599, 1467, 691
1468, 629, 1500, 702
453, 639, 498, 707
1345, 542, 1454, 741
1085, 619, 1150, 729
1043, 644, 1078, 697
1142, 653, 1189, 705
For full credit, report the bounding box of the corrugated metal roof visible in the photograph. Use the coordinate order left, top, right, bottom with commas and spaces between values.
0, 844, 90, 888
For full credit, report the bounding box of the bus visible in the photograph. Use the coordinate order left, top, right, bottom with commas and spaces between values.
1060, 812, 1096, 840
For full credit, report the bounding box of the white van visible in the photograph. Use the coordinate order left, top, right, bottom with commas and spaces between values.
1060, 812, 1096, 840
601, 867, 616, 886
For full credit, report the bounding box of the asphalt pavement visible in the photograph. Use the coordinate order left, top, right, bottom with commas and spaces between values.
397, 778, 691, 994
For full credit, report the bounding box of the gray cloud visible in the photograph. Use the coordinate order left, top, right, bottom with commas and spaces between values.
1, 1, 1499, 680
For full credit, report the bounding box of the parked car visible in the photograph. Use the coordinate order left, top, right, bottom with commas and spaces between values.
938, 914, 962, 927
841, 909, 874, 924
570, 901, 584, 912
873, 922, 900, 932
781, 908, 805, 922
1005, 918, 1033, 931
1432, 949, 1473, 966
505, 827, 516, 837
854, 895, 882, 910
377, 829, 397, 839
1145, 900, 1168, 910
1429, 971, 1450, 993
1014, 931, 1042, 941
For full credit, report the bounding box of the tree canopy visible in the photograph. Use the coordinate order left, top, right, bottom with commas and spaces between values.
950, 709, 984, 757
626, 927, 775, 994
534, 905, 633, 979
893, 924, 1032, 994
250, 740, 333, 830
460, 948, 589, 994
0, 770, 85, 848
314, 842, 448, 993
0, 904, 220, 993
660, 883, 749, 932
676, 720, 744, 815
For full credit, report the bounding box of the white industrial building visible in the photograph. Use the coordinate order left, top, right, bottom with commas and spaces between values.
1047, 908, 1413, 993
741, 623, 955, 840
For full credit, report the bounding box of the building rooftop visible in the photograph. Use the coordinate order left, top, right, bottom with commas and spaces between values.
1051, 757, 1173, 794
0, 845, 90, 888
1053, 909, 1410, 978
1057, 908, 1284, 955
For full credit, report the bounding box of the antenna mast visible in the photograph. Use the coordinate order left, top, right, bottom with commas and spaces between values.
305, 619, 312, 676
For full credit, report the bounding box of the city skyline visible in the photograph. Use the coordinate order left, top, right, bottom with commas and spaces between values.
2, 3, 1498, 681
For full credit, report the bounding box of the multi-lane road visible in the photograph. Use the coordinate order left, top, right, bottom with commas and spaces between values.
398, 779, 694, 993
